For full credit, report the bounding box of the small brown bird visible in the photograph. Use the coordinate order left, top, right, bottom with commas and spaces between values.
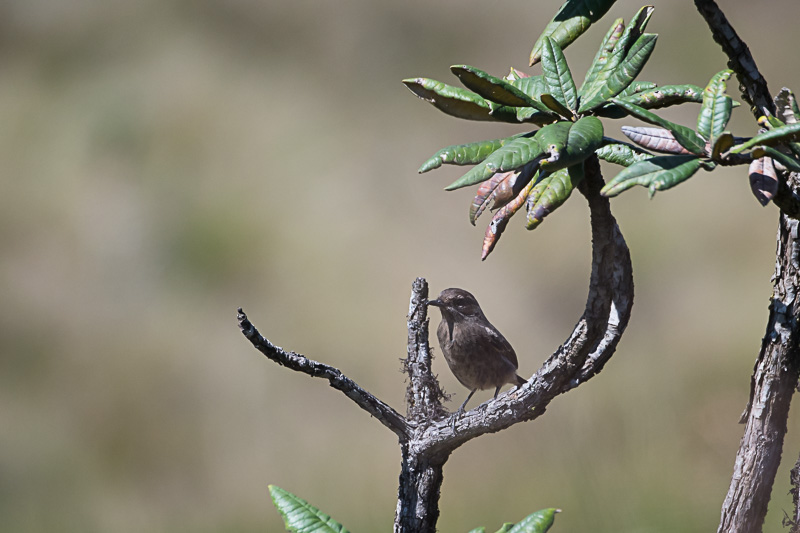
428, 288, 526, 415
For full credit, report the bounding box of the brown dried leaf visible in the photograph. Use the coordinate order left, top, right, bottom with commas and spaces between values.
470, 171, 515, 225
481, 178, 536, 260
749, 156, 777, 206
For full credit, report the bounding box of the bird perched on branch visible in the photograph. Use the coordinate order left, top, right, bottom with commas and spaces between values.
428, 288, 526, 416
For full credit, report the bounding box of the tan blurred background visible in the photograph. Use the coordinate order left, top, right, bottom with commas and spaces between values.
2, 0, 799, 531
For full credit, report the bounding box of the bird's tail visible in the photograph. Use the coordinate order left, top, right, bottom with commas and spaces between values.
515, 374, 527, 386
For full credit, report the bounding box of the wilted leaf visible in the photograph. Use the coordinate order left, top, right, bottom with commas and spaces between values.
403, 78, 519, 123
601, 155, 704, 197
470, 165, 538, 224
610, 98, 707, 155
540, 37, 578, 111
749, 156, 778, 206
529, 0, 617, 65
269, 485, 350, 533
621, 126, 695, 154
711, 132, 734, 159
775, 87, 799, 124
482, 177, 538, 260
419, 133, 528, 173
697, 69, 733, 142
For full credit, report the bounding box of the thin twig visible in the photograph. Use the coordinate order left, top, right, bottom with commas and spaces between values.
237, 308, 410, 440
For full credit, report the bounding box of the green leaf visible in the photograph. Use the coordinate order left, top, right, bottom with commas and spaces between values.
468, 528, 487, 533
730, 122, 800, 153
578, 5, 655, 107
403, 78, 519, 123
446, 135, 545, 191
609, 98, 707, 155
540, 93, 575, 119
529, 0, 617, 65
618, 81, 658, 98
618, 84, 704, 109
595, 141, 653, 166
600, 155, 703, 197
494, 524, 514, 533
578, 33, 658, 114
419, 133, 528, 173
579, 18, 625, 96
507, 508, 561, 533
451, 65, 543, 107
510, 76, 554, 113
269, 485, 350, 533
539, 116, 605, 171
540, 37, 578, 111
756, 146, 800, 173
526, 163, 583, 230
697, 69, 733, 142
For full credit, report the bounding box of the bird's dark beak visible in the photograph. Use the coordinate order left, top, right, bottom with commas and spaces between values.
427, 298, 443, 308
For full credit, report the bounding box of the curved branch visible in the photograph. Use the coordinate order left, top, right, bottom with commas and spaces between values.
420, 156, 634, 453
237, 308, 410, 440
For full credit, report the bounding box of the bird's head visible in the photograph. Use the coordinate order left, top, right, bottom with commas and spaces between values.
427, 288, 483, 318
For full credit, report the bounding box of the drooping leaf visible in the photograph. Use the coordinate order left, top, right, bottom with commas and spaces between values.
419, 133, 528, 173
697, 69, 733, 142
749, 156, 778, 206
600, 155, 704, 197
755, 146, 800, 173
269, 485, 350, 533
578, 5, 655, 108
526, 163, 584, 230
493, 524, 514, 533
446, 135, 545, 191
618, 84, 704, 109
403, 78, 519, 123
610, 98, 707, 155
579, 18, 625, 96
774, 87, 799, 124
482, 177, 538, 260
539, 116, 605, 171
451, 65, 542, 107
595, 141, 653, 166
529, 0, 617, 66
730, 122, 800, 153
621, 126, 695, 154
540, 37, 578, 111
470, 165, 538, 224
578, 33, 658, 113
506, 508, 561, 533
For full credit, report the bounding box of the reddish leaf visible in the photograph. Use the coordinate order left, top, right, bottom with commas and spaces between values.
621, 126, 696, 154
469, 171, 515, 225
481, 178, 537, 260
749, 156, 778, 206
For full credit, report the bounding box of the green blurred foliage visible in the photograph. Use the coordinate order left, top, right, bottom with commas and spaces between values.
0, 0, 799, 532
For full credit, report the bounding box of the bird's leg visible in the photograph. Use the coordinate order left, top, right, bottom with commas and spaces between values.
451, 389, 476, 432
493, 386, 501, 399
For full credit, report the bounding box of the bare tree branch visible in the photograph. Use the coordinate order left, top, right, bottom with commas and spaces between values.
789, 453, 800, 532
237, 308, 410, 440
694, 0, 775, 119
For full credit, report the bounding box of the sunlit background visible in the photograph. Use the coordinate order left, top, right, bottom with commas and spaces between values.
2, 0, 800, 531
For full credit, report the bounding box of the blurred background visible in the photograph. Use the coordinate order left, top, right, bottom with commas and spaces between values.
1, 0, 799, 531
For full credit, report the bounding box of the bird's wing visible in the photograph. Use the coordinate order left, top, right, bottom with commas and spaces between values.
477, 324, 518, 369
